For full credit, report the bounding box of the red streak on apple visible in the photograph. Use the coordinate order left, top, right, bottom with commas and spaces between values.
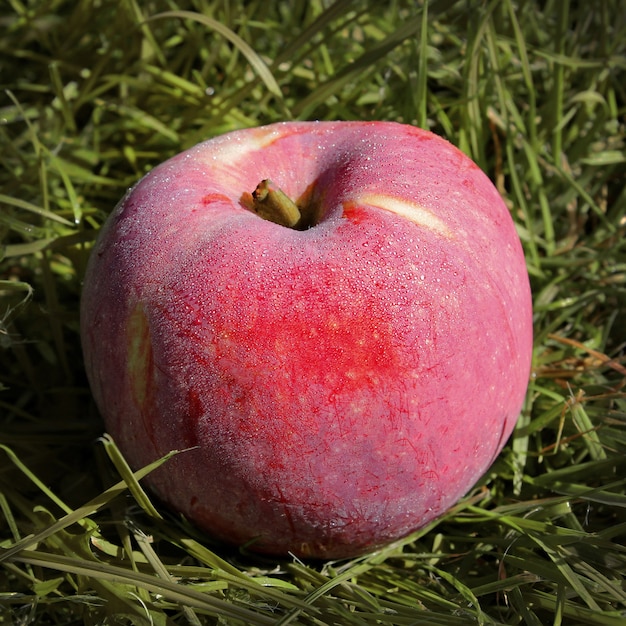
81, 121, 533, 559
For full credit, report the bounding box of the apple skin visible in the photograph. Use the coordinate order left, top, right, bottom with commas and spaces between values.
81, 121, 532, 559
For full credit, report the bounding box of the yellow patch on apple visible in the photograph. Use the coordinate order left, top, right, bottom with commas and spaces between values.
358, 192, 451, 237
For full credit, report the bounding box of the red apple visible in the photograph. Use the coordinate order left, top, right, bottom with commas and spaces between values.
81, 121, 532, 559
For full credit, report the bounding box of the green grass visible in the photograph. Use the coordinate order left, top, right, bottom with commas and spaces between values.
1, 0, 625, 624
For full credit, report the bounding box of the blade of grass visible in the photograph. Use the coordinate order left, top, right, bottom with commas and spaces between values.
271, 0, 358, 69
145, 10, 288, 117
100, 433, 167, 520
551, 0, 570, 163
415, 0, 429, 128
0, 194, 73, 226
132, 524, 202, 626
293, 10, 425, 118
0, 448, 180, 562
0, 444, 73, 517
6, 549, 278, 625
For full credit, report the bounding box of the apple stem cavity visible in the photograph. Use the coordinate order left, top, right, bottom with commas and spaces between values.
251, 179, 302, 229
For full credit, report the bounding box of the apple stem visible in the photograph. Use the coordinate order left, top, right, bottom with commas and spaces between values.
251, 179, 301, 228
